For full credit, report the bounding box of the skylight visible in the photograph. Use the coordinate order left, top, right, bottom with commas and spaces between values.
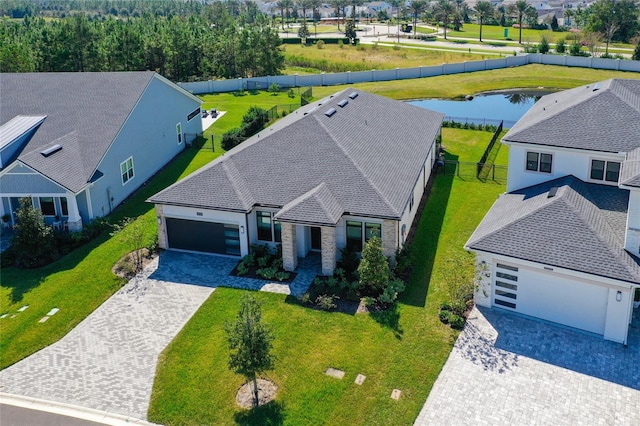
41, 144, 62, 157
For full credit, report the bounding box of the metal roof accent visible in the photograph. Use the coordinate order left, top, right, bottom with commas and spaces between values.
41, 144, 62, 157
0, 115, 47, 150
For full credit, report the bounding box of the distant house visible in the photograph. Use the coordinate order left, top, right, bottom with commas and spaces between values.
0, 72, 202, 231
149, 90, 443, 276
466, 79, 640, 344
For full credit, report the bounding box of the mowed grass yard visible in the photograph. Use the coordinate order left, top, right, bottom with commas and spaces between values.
148, 127, 507, 425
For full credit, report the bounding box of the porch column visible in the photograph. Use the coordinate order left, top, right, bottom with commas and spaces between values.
282, 222, 297, 272
382, 219, 398, 258
321, 226, 336, 276
65, 194, 83, 232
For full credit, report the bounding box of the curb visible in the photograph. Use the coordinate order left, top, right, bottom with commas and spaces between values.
0, 393, 160, 426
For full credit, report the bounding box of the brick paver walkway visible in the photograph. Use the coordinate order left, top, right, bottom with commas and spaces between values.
0, 251, 319, 420
415, 306, 640, 425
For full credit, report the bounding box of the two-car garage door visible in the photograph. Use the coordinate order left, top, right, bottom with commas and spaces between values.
492, 263, 608, 335
166, 218, 240, 256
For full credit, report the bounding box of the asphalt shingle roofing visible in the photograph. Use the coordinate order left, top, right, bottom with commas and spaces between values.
503, 78, 640, 153
150, 89, 444, 221
0, 72, 157, 192
466, 175, 640, 284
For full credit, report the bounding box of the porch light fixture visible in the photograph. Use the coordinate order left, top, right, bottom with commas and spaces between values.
616, 291, 622, 302
157, 217, 162, 225
240, 226, 245, 234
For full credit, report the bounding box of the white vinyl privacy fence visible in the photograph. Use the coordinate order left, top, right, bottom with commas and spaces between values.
179, 53, 640, 95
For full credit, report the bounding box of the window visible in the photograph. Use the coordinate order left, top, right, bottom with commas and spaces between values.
39, 197, 55, 216
121, 157, 134, 185
61, 197, 68, 216
526, 151, 552, 173
409, 194, 414, 212
176, 123, 182, 144
590, 160, 620, 183
496, 271, 517, 281
347, 220, 382, 252
256, 211, 281, 242
496, 263, 518, 272
187, 108, 200, 121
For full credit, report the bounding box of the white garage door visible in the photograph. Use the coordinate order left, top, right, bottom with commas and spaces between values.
492, 263, 608, 335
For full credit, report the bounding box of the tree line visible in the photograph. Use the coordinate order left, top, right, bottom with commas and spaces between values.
0, 1, 284, 81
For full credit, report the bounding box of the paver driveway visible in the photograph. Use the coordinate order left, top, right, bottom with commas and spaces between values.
0, 251, 319, 420
416, 306, 640, 425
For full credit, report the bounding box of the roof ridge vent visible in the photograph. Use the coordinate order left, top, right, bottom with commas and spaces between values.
41, 144, 62, 157
348, 91, 358, 99
324, 108, 337, 117
337, 99, 348, 108
547, 186, 559, 198
592, 83, 600, 92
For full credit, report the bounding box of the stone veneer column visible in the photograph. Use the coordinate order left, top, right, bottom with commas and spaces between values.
282, 223, 298, 272
382, 219, 398, 258
155, 204, 167, 250
474, 253, 492, 308
321, 226, 336, 276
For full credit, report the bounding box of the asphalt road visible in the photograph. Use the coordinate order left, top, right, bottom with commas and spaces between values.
0, 404, 106, 426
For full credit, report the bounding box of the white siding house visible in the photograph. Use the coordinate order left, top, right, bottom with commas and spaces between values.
467, 79, 640, 344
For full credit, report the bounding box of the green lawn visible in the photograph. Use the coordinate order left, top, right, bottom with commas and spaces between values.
311, 64, 640, 100
148, 128, 506, 425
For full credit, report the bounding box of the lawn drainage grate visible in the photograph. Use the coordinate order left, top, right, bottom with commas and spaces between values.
325, 368, 345, 379
354, 374, 366, 385
391, 389, 402, 400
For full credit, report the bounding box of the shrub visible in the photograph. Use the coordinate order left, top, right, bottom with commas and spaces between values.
315, 294, 338, 311
633, 41, 640, 61
339, 246, 359, 279
316, 40, 324, 49
12, 197, 56, 268
377, 278, 405, 305
236, 262, 249, 276
287, 88, 295, 98
242, 252, 257, 267
250, 244, 271, 258
438, 310, 451, 324
538, 37, 549, 54
555, 38, 565, 54
267, 83, 280, 93
257, 255, 269, 268
221, 127, 245, 151
357, 237, 390, 296
275, 271, 290, 282
338, 39, 344, 48
256, 267, 277, 280
449, 314, 465, 330
440, 301, 452, 312
300, 292, 312, 305
241, 106, 269, 136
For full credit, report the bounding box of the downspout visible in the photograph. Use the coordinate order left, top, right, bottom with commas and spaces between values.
244, 213, 250, 256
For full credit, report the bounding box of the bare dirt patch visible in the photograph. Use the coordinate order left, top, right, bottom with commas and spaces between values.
236, 379, 278, 409
112, 248, 155, 279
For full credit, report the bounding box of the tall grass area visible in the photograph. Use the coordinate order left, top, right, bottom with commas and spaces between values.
283, 43, 489, 73
148, 128, 506, 425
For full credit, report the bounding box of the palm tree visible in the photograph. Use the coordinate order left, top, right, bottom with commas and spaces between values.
277, 0, 293, 30
433, 0, 455, 40
474, 1, 494, 42
508, 0, 535, 44
330, 0, 348, 31
409, 0, 427, 36
349, 0, 364, 18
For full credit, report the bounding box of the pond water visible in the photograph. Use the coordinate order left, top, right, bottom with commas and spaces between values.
409, 91, 553, 128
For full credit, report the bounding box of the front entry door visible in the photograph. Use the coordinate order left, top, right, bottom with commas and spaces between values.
310, 227, 322, 251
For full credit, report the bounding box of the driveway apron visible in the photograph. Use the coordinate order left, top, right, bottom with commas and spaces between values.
415, 306, 640, 425
0, 257, 214, 420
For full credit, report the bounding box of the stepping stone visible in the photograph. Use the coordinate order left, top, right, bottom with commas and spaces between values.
354, 374, 366, 385
391, 389, 402, 400
46, 308, 59, 316
325, 368, 345, 379
10, 315, 17, 319
18, 305, 29, 312
39, 316, 50, 323
0, 314, 7, 319
260, 283, 291, 295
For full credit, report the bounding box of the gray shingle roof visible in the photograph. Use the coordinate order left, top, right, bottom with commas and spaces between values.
0, 72, 157, 192
150, 89, 444, 221
503, 78, 640, 153
620, 147, 640, 188
275, 183, 343, 226
466, 175, 639, 284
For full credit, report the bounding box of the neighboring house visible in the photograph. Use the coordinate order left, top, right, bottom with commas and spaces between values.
466, 78, 640, 344
149, 90, 443, 276
0, 72, 202, 231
